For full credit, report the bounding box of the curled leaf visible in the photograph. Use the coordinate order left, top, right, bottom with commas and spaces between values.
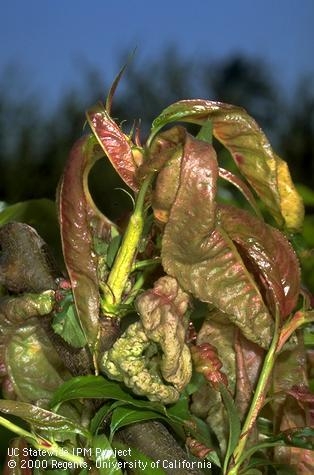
58, 134, 115, 352
101, 321, 181, 404
190, 343, 228, 389
101, 276, 192, 404
151, 99, 304, 230
161, 134, 274, 347
86, 104, 138, 191
219, 204, 301, 319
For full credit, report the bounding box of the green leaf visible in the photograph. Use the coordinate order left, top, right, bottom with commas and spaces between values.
86, 104, 138, 191
91, 434, 123, 475
50, 375, 164, 412
110, 407, 162, 438
58, 134, 116, 352
4, 321, 72, 405
150, 100, 304, 231
0, 400, 88, 439
52, 295, 87, 348
90, 401, 113, 435
219, 384, 241, 474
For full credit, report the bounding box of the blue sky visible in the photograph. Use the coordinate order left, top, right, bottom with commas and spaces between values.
0, 0, 313, 107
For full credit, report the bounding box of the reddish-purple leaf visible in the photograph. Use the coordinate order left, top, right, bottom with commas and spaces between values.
161, 134, 275, 348
58, 134, 114, 351
86, 104, 138, 191
219, 205, 301, 319
151, 99, 304, 231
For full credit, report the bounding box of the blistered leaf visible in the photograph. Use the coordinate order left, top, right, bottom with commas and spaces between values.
136, 276, 192, 390
102, 277, 192, 404
150, 100, 304, 230
101, 322, 181, 404
4, 321, 70, 405
161, 134, 274, 348
190, 344, 228, 389
86, 104, 138, 191
58, 134, 115, 351
219, 205, 301, 319
196, 309, 236, 392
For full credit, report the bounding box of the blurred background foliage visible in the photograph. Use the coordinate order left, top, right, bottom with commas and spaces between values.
0, 48, 313, 291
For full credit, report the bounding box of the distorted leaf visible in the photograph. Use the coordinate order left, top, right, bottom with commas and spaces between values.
136, 276, 192, 390
5, 321, 71, 405
196, 309, 236, 392
271, 334, 314, 473
190, 343, 228, 388
86, 104, 138, 191
234, 330, 264, 421
219, 204, 301, 319
150, 99, 304, 230
58, 134, 115, 351
101, 322, 182, 404
161, 134, 274, 348
218, 167, 261, 217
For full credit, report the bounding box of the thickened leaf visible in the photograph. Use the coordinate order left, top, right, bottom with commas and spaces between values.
5, 321, 70, 405
86, 104, 138, 191
151, 100, 304, 230
161, 134, 274, 348
58, 134, 115, 351
219, 205, 301, 319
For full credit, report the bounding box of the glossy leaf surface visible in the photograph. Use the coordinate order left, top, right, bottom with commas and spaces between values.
86, 104, 138, 191
58, 134, 114, 351
0, 399, 88, 438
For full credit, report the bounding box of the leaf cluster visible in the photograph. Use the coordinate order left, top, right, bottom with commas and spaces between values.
0, 81, 313, 474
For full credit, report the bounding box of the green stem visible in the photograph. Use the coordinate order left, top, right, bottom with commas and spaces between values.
227, 313, 280, 475
0, 416, 85, 466
101, 176, 152, 315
